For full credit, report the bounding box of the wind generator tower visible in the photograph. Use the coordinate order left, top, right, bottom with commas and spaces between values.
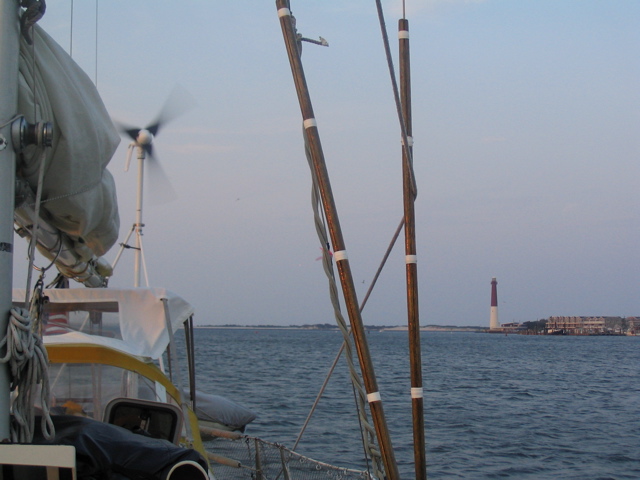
490, 277, 499, 330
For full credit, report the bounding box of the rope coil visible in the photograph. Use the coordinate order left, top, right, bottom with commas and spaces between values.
0, 285, 55, 443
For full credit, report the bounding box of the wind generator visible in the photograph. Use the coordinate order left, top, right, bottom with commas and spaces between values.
112, 88, 192, 287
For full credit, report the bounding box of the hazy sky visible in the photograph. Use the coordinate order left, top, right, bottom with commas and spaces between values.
12, 1, 639, 327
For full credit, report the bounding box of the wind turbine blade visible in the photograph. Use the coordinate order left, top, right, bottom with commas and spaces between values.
124, 128, 141, 142
114, 120, 142, 142
147, 156, 177, 205
146, 122, 161, 136
145, 85, 196, 136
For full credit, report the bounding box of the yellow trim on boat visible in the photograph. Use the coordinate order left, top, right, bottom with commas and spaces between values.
46, 344, 181, 401
46, 344, 207, 457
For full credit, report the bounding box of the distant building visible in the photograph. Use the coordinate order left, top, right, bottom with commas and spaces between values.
546, 316, 631, 335
485, 321, 525, 334
625, 317, 640, 335
500, 322, 526, 333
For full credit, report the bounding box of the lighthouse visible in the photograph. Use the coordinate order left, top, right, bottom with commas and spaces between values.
490, 277, 499, 330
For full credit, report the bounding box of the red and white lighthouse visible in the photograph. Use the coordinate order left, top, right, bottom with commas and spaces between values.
490, 277, 499, 330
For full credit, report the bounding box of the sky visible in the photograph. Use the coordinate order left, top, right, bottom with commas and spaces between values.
11, 0, 640, 327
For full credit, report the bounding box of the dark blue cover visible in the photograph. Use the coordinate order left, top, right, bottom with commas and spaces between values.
32, 415, 207, 479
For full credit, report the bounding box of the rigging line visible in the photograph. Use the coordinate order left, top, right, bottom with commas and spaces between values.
31, 236, 63, 274
24, 25, 45, 305
300, 215, 404, 444
94, 0, 98, 85
296, 187, 404, 475
69, 0, 73, 56
360, 216, 404, 311
293, 215, 404, 474
374, 0, 417, 198
303, 128, 383, 479
0, 115, 22, 129
24, 177, 103, 207
281, 9, 388, 477
23, 149, 47, 305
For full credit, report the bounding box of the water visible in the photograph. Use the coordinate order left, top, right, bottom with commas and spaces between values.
190, 329, 640, 479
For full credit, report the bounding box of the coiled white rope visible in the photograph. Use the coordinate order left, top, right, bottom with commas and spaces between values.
0, 289, 55, 442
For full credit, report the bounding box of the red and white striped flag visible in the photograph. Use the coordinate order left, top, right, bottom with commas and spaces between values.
44, 311, 70, 335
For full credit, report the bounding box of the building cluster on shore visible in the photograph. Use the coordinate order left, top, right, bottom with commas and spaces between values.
488, 316, 640, 335
487, 278, 639, 335
490, 316, 640, 335
545, 316, 640, 335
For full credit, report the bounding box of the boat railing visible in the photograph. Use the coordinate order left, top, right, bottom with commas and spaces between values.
203, 427, 374, 480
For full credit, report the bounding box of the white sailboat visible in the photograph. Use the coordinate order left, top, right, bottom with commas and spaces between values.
1, 1, 422, 479
0, 3, 240, 479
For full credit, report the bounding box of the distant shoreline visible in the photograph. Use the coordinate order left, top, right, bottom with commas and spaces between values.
193, 326, 637, 336
194, 325, 488, 332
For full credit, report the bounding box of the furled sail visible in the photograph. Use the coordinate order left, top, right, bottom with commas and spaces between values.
17, 24, 120, 260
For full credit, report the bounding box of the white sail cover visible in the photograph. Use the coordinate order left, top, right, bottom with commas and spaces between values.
18, 24, 120, 257
12, 288, 194, 359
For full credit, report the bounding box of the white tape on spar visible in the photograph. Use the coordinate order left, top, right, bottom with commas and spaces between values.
367, 391, 381, 403
303, 118, 317, 129
277, 8, 291, 18
399, 30, 410, 39
401, 135, 414, 146
406, 255, 417, 264
333, 250, 348, 261
411, 387, 423, 399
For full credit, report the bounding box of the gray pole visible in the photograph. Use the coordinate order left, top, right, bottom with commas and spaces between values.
0, 0, 20, 440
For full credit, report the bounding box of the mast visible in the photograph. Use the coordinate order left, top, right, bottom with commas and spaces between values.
133, 149, 146, 287
399, 18, 427, 480
0, 0, 20, 439
276, 3, 400, 479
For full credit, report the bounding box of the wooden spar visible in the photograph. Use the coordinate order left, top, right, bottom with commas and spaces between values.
399, 19, 427, 480
275, 2, 400, 479
185, 316, 197, 412
0, 0, 20, 439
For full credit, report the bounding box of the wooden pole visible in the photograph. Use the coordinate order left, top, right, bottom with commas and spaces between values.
400, 19, 427, 480
276, 3, 399, 479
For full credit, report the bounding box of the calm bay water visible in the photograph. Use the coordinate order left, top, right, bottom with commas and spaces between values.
191, 329, 640, 479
